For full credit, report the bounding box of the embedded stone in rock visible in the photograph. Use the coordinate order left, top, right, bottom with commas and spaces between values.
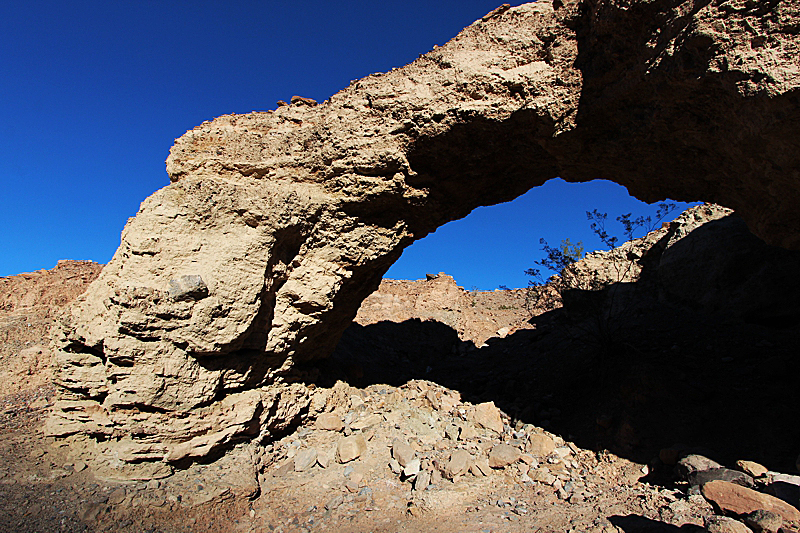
489, 444, 522, 468
167, 275, 208, 301
49, 0, 800, 473
701, 481, 800, 523
470, 402, 504, 434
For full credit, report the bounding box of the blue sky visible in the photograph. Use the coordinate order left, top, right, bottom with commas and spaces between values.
0, 1, 695, 289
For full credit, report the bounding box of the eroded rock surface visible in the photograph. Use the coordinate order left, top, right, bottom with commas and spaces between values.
50, 0, 800, 474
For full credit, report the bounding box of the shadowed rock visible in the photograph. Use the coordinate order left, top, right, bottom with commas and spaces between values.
48, 0, 800, 476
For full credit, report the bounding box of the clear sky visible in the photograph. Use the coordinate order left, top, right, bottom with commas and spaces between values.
1, 1, 696, 289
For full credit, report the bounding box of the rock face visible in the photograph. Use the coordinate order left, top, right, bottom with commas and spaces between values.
354, 274, 531, 347
50, 0, 800, 474
0, 260, 102, 396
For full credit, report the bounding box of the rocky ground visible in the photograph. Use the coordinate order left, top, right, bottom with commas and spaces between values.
3, 211, 800, 533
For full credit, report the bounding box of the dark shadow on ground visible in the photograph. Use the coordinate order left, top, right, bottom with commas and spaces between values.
307, 213, 800, 477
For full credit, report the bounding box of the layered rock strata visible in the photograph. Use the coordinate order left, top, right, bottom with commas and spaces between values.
50, 0, 800, 474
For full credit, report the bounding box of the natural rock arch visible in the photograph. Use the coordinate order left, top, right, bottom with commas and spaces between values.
49, 0, 800, 476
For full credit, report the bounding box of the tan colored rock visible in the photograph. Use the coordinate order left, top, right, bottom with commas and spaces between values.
49, 0, 800, 473
527, 434, 556, 457
294, 448, 317, 472
392, 439, 416, 468
470, 402, 504, 434
336, 434, 367, 464
488, 444, 522, 468
445, 449, 472, 479
701, 481, 800, 523
316, 413, 344, 432
736, 460, 769, 478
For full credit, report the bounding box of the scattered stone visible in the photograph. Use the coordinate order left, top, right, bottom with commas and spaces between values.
737, 460, 769, 478
705, 515, 754, 533
690, 468, 755, 488
446, 449, 472, 479
471, 402, 504, 434
701, 481, 800, 523
316, 413, 344, 432
388, 458, 402, 474
473, 458, 492, 477
392, 439, 416, 467
29, 397, 49, 410
108, 488, 127, 506
414, 469, 431, 491
677, 454, 724, 480
403, 459, 421, 479
743, 509, 782, 533
460, 424, 479, 441
325, 495, 344, 510
489, 444, 522, 468
351, 414, 382, 431
317, 448, 334, 468
527, 434, 556, 457
73, 461, 87, 473
79, 502, 105, 522
445, 424, 460, 441
294, 448, 318, 472
336, 434, 367, 463
530, 468, 557, 485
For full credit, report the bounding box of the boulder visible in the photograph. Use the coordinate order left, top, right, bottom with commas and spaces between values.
470, 402, 504, 434
336, 435, 367, 464
690, 468, 755, 489
677, 454, 724, 480
315, 413, 344, 432
488, 444, 522, 468
701, 481, 800, 523
527, 434, 556, 458
391, 439, 416, 468
445, 449, 472, 479
737, 461, 769, 479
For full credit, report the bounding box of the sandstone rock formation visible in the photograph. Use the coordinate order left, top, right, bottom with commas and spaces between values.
50, 0, 800, 475
354, 274, 530, 346
0, 260, 102, 396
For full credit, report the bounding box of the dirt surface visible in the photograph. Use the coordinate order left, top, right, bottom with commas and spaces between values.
1, 380, 715, 533
2, 258, 800, 533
